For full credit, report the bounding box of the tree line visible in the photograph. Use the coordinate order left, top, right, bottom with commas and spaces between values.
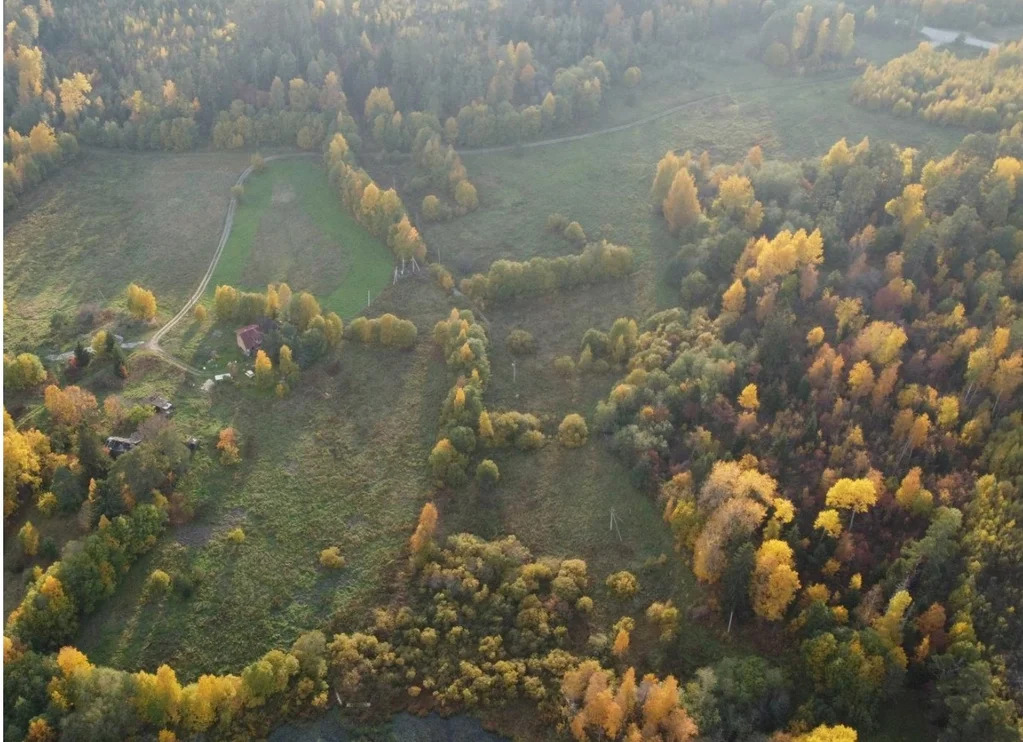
853, 39, 1023, 131
578, 126, 1023, 738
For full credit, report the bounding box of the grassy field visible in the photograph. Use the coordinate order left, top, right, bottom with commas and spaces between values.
408, 30, 962, 314
77, 280, 451, 676
208, 159, 393, 319
3, 150, 250, 353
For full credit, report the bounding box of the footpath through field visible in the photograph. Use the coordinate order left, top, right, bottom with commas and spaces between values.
452, 72, 862, 156
142, 73, 860, 374
142, 152, 318, 374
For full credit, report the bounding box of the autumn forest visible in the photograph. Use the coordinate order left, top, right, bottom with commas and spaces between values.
3, 0, 1023, 740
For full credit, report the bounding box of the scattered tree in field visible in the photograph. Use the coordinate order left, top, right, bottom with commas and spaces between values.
554, 356, 575, 377
319, 547, 345, 568
563, 221, 587, 244
422, 194, 442, 221
193, 304, 208, 322
127, 283, 157, 321
410, 502, 438, 554
147, 570, 171, 594
606, 570, 639, 598
558, 413, 589, 448
217, 428, 240, 465
506, 329, 536, 355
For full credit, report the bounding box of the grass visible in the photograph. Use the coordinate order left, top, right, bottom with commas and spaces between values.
2, 29, 968, 736
406, 29, 962, 317
78, 279, 453, 677
207, 159, 393, 319
3, 150, 250, 353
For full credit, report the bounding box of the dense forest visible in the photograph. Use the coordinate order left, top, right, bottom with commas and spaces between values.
4, 0, 1023, 740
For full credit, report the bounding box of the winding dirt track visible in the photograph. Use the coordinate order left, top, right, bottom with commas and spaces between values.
141, 152, 318, 375
143, 71, 861, 373
450, 71, 861, 157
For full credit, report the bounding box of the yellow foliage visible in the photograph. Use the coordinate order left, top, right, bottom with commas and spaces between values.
797, 724, 858, 742
612, 628, 630, 657
410, 502, 438, 554
662, 168, 702, 233
751, 539, 800, 620
57, 646, 92, 678
739, 228, 823, 286
721, 279, 746, 314
814, 509, 843, 538
737, 383, 759, 411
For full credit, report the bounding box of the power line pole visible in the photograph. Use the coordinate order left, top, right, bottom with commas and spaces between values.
609, 508, 623, 542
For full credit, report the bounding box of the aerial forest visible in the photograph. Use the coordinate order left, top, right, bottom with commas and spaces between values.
3, 0, 1023, 740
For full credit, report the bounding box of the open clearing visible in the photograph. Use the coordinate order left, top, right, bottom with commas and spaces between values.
207, 158, 393, 319
77, 281, 449, 675
410, 32, 962, 312
3, 150, 249, 353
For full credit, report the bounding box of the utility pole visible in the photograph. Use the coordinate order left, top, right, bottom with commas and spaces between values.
609, 508, 623, 542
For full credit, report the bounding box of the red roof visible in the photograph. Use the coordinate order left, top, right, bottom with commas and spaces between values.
236, 324, 264, 352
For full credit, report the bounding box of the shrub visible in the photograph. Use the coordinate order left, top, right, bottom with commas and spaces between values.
563, 221, 587, 244
454, 179, 478, 211
558, 413, 589, 448
226, 527, 245, 544
646, 600, 680, 641
231, 184, 244, 200
506, 329, 536, 356
606, 570, 639, 598
476, 459, 500, 490
4, 352, 47, 390
546, 213, 569, 232
217, 427, 241, 465
147, 569, 171, 594
19, 521, 39, 556
517, 429, 546, 451
319, 546, 346, 569
554, 356, 575, 377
